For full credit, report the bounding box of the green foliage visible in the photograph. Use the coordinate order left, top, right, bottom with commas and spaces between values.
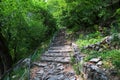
76, 30, 120, 70
0, 0, 56, 62
2, 67, 28, 80
10, 68, 28, 80
2, 39, 51, 79
77, 31, 120, 69
59, 0, 101, 28
100, 50, 120, 69
82, 49, 120, 69
1, 0, 120, 78
73, 64, 81, 75
56, 0, 119, 31
46, 0, 67, 28
70, 56, 75, 64
76, 31, 102, 48
110, 8, 120, 33
31, 39, 52, 62
111, 33, 120, 46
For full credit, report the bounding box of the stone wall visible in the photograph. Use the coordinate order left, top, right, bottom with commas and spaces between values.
83, 34, 120, 51
72, 34, 120, 80
72, 43, 109, 80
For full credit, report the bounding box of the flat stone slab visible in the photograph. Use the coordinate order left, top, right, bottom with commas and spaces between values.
32, 62, 47, 67
43, 52, 72, 57
41, 56, 71, 63
49, 46, 71, 50
48, 50, 72, 53
96, 61, 103, 66
89, 58, 101, 63
36, 69, 44, 75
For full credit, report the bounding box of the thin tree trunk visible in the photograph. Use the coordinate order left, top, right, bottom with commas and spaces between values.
0, 33, 13, 75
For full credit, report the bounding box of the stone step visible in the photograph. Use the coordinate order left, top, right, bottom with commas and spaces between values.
49, 46, 71, 50
50, 44, 71, 47
55, 35, 65, 38
51, 44, 70, 47
52, 40, 67, 44
51, 43, 71, 46
53, 38, 66, 41
41, 56, 71, 63
51, 42, 67, 45
42, 52, 73, 57
56, 32, 65, 35
55, 35, 65, 37
32, 62, 47, 67
48, 49, 72, 53
54, 38, 66, 41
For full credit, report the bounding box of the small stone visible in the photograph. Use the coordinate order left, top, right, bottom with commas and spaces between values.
64, 78, 70, 80
92, 45, 95, 48
48, 75, 64, 80
36, 69, 44, 75
101, 75, 108, 80
111, 46, 114, 49
96, 42, 101, 46
95, 46, 100, 51
48, 76, 57, 80
56, 65, 64, 70
57, 63, 62, 66
12, 75, 17, 79
89, 58, 101, 63
33, 62, 47, 67
69, 76, 76, 80
90, 65, 99, 71
91, 65, 104, 74
69, 70, 75, 76
83, 46, 88, 49
98, 48, 103, 52
34, 77, 40, 80
88, 45, 93, 49
22, 58, 30, 66
96, 61, 103, 66
57, 74, 64, 79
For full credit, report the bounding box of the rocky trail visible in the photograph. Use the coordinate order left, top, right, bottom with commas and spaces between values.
30, 29, 80, 80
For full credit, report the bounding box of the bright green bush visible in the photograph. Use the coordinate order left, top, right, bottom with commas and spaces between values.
83, 49, 120, 69
76, 31, 102, 48
0, 0, 56, 62
59, 0, 113, 30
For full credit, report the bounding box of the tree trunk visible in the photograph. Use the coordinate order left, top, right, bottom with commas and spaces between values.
0, 33, 13, 75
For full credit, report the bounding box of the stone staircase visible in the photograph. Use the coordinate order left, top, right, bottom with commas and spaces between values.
30, 29, 78, 80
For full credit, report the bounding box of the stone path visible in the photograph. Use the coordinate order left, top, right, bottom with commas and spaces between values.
30, 29, 79, 80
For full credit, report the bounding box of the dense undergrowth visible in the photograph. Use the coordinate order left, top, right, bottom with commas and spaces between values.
0, 0, 57, 78
0, 0, 57, 62
2, 37, 54, 80
76, 31, 102, 48
73, 28, 120, 74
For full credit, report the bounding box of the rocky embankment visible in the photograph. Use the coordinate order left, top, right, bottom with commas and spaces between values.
83, 34, 120, 51
72, 33, 120, 80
